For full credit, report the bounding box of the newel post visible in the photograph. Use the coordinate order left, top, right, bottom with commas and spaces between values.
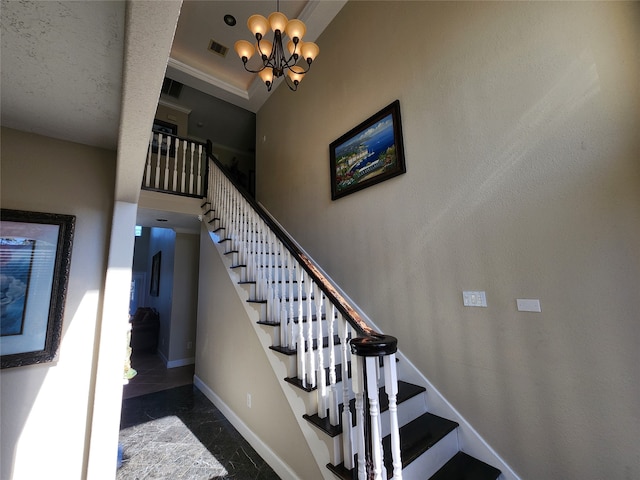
350, 334, 401, 480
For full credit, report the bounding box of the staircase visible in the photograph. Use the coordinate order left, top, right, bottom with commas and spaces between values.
200, 156, 508, 480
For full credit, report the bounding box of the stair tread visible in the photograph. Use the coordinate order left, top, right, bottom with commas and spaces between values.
328, 412, 458, 479
429, 452, 501, 480
303, 381, 425, 437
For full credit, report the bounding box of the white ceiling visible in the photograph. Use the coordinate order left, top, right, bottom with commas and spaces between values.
0, 0, 345, 232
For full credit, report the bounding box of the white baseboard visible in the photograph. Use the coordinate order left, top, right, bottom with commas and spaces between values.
193, 375, 300, 480
167, 357, 195, 369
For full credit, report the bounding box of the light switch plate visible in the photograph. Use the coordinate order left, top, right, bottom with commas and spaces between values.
517, 299, 541, 312
463, 291, 487, 307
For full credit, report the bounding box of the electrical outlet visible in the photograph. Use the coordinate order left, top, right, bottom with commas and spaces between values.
247, 393, 251, 408
187, 341, 192, 350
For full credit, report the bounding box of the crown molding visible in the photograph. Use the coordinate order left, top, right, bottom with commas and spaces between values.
168, 58, 249, 100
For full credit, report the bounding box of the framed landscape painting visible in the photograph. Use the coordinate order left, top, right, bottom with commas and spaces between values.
149, 251, 161, 297
330, 100, 406, 200
1, 209, 75, 368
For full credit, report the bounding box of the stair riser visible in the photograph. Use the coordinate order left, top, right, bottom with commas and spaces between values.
401, 429, 459, 480
377, 393, 428, 439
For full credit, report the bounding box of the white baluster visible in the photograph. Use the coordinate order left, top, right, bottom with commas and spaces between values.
260, 222, 268, 301
352, 354, 366, 479
238, 201, 245, 263
257, 221, 265, 300
266, 230, 274, 322
279, 301, 287, 347
272, 236, 280, 323
248, 212, 257, 284
384, 353, 402, 480
172, 139, 179, 192
145, 133, 153, 187
233, 194, 241, 249
365, 356, 383, 480
155, 133, 162, 189
306, 277, 316, 388
189, 145, 195, 195
297, 269, 306, 387
328, 303, 339, 426
181, 141, 187, 193
340, 316, 354, 470
315, 285, 327, 418
163, 136, 171, 190
197, 144, 203, 196
287, 252, 295, 350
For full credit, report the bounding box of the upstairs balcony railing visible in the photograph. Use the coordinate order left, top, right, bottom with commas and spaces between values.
143, 131, 208, 197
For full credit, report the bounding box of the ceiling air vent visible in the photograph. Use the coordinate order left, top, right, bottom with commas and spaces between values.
162, 78, 183, 98
208, 39, 229, 58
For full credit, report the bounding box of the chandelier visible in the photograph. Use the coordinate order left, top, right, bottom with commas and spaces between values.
233, 2, 319, 92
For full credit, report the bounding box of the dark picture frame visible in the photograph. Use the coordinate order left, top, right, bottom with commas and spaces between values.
149, 251, 161, 297
330, 100, 406, 200
1, 209, 75, 369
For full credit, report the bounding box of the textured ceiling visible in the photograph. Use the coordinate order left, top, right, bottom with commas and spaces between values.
1, 0, 125, 150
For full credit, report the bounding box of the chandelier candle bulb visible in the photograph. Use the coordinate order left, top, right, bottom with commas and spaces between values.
234, 40, 255, 61
247, 14, 269, 38
285, 19, 306, 41
287, 66, 305, 85
256, 39, 273, 59
268, 12, 288, 33
259, 68, 274, 86
286, 40, 298, 57
301, 42, 319, 62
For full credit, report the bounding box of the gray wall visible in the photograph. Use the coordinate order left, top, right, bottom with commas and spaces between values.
0, 127, 115, 479
140, 227, 199, 365
147, 227, 176, 361
169, 232, 199, 363
256, 2, 640, 479
161, 83, 256, 153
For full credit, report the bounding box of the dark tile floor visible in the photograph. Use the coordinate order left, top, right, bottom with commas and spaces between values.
118, 353, 281, 479
123, 352, 195, 399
